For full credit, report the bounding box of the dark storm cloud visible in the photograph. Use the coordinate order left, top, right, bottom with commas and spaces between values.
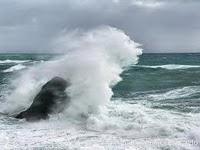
0, 0, 200, 53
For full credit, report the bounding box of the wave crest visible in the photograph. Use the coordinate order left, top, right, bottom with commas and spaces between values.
3, 64, 27, 73
136, 64, 200, 70
0, 60, 30, 64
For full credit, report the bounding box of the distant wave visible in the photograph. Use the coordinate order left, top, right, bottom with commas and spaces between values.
3, 64, 27, 73
0, 59, 30, 64
146, 86, 200, 101
136, 64, 200, 70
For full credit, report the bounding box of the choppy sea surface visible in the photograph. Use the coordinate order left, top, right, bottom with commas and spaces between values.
0, 53, 200, 150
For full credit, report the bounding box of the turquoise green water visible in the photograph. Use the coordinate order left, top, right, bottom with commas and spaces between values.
113, 53, 200, 113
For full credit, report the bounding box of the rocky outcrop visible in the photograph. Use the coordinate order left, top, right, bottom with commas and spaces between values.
15, 77, 70, 121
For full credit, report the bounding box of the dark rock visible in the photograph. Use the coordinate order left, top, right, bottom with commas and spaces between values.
15, 77, 70, 121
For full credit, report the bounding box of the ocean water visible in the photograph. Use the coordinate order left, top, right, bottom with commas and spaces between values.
0, 53, 199, 150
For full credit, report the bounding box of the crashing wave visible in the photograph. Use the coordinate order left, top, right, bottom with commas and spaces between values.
2, 26, 142, 117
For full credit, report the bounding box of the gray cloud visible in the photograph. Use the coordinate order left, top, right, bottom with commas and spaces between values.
0, 0, 200, 53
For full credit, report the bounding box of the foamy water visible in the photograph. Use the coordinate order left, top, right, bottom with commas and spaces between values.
3, 64, 27, 73
0, 100, 200, 149
135, 64, 200, 70
0, 60, 30, 64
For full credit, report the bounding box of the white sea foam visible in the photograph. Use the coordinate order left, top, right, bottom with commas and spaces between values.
0, 60, 30, 64
146, 86, 200, 101
0, 101, 200, 149
3, 64, 27, 73
2, 26, 142, 117
137, 64, 200, 70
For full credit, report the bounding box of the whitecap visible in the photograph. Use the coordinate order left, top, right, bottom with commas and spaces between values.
136, 64, 200, 70
0, 59, 30, 64
3, 64, 27, 73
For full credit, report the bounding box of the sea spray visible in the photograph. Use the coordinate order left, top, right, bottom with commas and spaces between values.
1, 26, 142, 117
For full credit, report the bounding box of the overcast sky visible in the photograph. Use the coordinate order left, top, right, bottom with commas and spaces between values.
0, 0, 200, 53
